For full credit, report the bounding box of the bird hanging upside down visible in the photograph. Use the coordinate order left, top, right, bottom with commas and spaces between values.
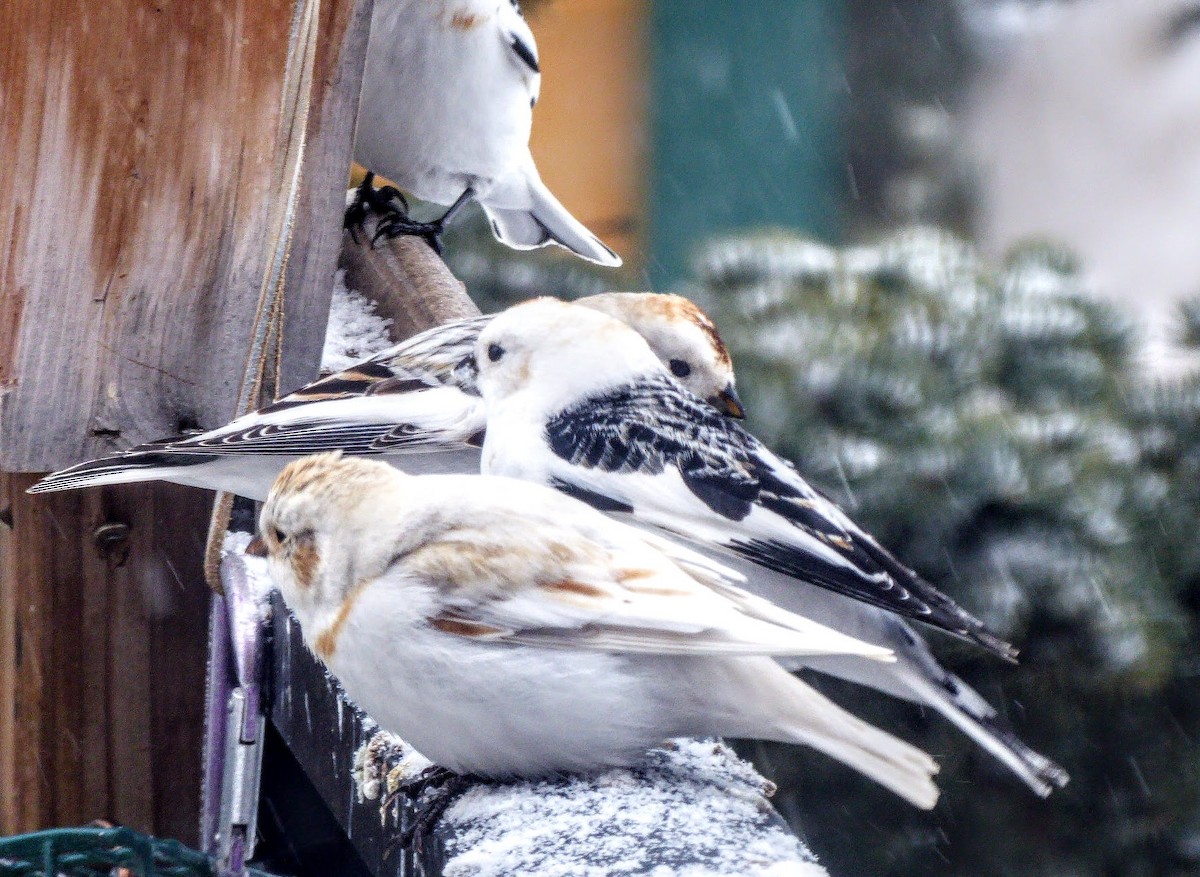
348, 0, 622, 265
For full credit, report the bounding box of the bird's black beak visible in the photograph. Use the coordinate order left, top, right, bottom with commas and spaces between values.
245, 533, 269, 557
710, 383, 745, 419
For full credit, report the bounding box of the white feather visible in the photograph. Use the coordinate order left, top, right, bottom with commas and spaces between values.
354, 0, 620, 265
260, 455, 938, 807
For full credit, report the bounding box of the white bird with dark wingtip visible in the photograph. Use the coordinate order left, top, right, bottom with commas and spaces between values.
352, 0, 621, 265
31, 294, 1068, 797
255, 452, 941, 808
30, 294, 739, 500
467, 298, 1070, 797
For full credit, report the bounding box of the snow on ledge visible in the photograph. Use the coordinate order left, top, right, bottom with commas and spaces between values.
356, 730, 826, 877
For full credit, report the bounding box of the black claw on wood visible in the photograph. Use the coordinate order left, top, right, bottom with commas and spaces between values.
371, 186, 476, 256
371, 212, 447, 255
381, 766, 478, 859
344, 172, 412, 244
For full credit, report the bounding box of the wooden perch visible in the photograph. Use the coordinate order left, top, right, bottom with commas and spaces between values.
338, 223, 482, 337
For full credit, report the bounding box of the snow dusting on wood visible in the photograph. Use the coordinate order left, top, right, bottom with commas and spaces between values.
322, 269, 396, 373
355, 730, 826, 877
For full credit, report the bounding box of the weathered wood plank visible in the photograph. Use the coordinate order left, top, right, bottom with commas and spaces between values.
0, 478, 211, 842
0, 0, 355, 471
279, 0, 376, 397
0, 475, 14, 827
0, 0, 373, 846
1, 474, 56, 832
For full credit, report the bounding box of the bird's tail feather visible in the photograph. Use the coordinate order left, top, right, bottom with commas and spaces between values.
28, 452, 203, 493
482, 174, 621, 267
902, 670, 1069, 797
724, 660, 940, 809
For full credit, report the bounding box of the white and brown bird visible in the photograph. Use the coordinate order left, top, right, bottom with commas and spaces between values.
351, 0, 620, 265
30, 293, 740, 500
255, 452, 941, 808
467, 298, 1069, 795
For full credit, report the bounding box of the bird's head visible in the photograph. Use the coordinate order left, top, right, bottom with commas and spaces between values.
254, 453, 413, 623
577, 292, 743, 418
472, 298, 664, 413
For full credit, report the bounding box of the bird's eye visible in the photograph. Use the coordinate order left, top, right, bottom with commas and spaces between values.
487, 343, 505, 362
669, 359, 692, 378
273, 526, 287, 544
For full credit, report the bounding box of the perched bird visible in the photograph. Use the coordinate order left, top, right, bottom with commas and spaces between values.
30, 293, 739, 500
32, 294, 1066, 794
351, 0, 620, 265
256, 452, 940, 808
468, 298, 1069, 795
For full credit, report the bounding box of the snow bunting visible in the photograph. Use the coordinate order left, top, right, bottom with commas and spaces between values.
351, 0, 620, 265
461, 300, 1068, 794
469, 298, 1069, 795
471, 298, 1015, 657
256, 452, 940, 809
30, 293, 738, 500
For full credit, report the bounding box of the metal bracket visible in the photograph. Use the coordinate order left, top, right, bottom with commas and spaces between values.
201, 549, 272, 877
216, 688, 266, 876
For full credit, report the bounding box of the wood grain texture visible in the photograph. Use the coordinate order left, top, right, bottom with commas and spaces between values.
0, 0, 373, 844
0, 477, 210, 842
0, 0, 363, 470
278, 0, 376, 397
339, 231, 481, 340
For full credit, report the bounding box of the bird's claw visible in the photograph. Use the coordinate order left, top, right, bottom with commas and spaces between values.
382, 766, 475, 858
347, 181, 474, 256
344, 173, 415, 245
370, 213, 446, 255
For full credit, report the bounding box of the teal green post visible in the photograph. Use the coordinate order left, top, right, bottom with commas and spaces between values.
648, 2, 848, 287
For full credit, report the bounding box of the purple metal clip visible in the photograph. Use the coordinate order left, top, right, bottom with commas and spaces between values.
201, 551, 271, 877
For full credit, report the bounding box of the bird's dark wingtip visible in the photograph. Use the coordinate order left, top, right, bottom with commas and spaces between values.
974, 628, 1019, 663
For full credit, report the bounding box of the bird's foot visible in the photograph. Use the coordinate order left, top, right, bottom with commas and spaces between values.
344, 171, 411, 244
382, 765, 477, 857
370, 186, 476, 256
371, 210, 447, 255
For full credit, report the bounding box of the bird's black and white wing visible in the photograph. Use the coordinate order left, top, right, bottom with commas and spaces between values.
29, 316, 492, 498
498, 0, 540, 104
537, 375, 1016, 659
381, 474, 894, 661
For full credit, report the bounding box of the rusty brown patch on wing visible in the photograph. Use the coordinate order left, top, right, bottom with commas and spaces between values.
449, 10, 484, 30
315, 580, 368, 660
617, 568, 691, 597
625, 584, 692, 597
543, 579, 609, 599
431, 616, 507, 638
616, 567, 655, 582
